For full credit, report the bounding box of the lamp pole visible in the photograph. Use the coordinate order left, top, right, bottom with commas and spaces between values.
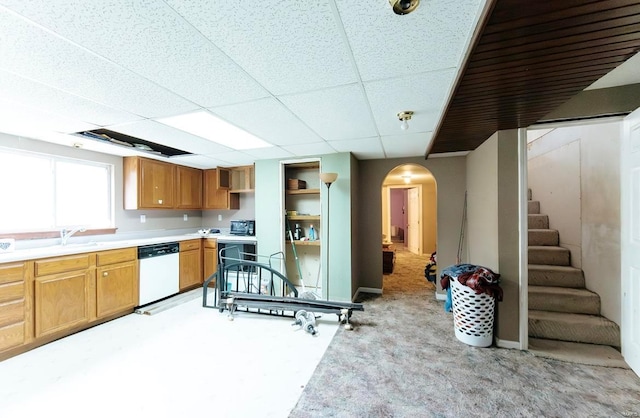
319, 172, 338, 300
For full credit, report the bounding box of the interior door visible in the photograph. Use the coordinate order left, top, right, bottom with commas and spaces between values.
407, 187, 420, 254
622, 107, 640, 376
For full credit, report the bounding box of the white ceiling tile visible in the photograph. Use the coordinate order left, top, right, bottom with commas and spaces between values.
167, 0, 357, 95
335, 0, 485, 81
381, 132, 434, 158
0, 70, 143, 127
365, 70, 456, 135
204, 151, 256, 166
279, 84, 378, 141
242, 146, 294, 160
328, 137, 385, 160
0, 10, 199, 118
210, 98, 323, 146
1, 0, 270, 107
281, 142, 338, 158
106, 120, 233, 155
0, 97, 97, 135
167, 155, 228, 169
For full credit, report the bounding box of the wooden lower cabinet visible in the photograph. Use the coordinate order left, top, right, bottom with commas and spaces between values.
203, 239, 218, 287
35, 270, 90, 338
96, 261, 137, 318
95, 248, 138, 318
179, 239, 202, 290
0, 262, 28, 352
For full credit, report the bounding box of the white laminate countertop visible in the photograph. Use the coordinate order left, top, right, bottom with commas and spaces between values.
0, 233, 257, 263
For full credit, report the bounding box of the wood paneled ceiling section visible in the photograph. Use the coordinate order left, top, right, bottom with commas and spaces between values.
430, 0, 640, 154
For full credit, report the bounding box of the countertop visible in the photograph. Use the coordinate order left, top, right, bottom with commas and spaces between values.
0, 233, 257, 263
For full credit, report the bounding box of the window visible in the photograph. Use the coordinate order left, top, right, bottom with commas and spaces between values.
0, 149, 114, 233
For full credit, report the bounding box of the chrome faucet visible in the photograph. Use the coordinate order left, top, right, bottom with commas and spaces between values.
60, 227, 86, 246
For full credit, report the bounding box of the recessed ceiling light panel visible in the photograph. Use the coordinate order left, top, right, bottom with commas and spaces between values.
157, 111, 273, 150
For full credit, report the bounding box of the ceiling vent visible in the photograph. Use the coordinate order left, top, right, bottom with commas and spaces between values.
74, 129, 192, 157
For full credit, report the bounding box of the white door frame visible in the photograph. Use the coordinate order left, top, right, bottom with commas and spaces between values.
621, 108, 640, 376
518, 127, 529, 350
384, 185, 422, 253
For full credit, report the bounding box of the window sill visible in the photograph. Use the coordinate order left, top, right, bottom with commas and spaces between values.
0, 228, 118, 241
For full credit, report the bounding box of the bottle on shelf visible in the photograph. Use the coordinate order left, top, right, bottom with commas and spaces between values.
309, 225, 316, 241
294, 224, 304, 241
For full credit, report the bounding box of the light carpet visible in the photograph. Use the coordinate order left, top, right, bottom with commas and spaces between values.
289, 248, 640, 417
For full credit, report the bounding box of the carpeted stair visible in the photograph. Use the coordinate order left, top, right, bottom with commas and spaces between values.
527, 191, 620, 348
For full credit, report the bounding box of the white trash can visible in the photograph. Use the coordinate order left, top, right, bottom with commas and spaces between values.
450, 277, 496, 347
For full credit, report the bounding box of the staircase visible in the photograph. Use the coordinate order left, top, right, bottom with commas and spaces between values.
527, 190, 620, 348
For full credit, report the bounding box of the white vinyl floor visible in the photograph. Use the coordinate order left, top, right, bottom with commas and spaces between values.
0, 293, 338, 418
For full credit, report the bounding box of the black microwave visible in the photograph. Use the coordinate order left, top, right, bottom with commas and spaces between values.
230, 220, 255, 236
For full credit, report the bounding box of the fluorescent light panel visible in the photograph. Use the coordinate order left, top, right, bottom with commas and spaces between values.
156, 110, 272, 150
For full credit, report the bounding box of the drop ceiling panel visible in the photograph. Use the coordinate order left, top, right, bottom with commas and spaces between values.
281, 142, 337, 158
2, 0, 270, 107
381, 133, 433, 158
0, 98, 97, 134
0, 10, 199, 119
335, 0, 486, 81
0, 70, 143, 127
106, 120, 232, 155
242, 146, 294, 160
365, 70, 456, 135
210, 98, 323, 146
328, 137, 385, 160
204, 151, 256, 167
280, 84, 378, 141
167, 0, 357, 95
168, 155, 232, 169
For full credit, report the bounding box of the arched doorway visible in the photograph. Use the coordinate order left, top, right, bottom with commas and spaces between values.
381, 164, 437, 256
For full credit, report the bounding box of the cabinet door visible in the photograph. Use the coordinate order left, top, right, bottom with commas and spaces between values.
35, 271, 90, 338
140, 158, 175, 208
204, 169, 233, 209
96, 261, 138, 318
179, 249, 202, 290
177, 165, 203, 209
203, 247, 218, 287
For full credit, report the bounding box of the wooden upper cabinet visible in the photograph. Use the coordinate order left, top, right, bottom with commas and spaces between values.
203, 169, 239, 210
217, 168, 231, 190
176, 165, 203, 209
124, 157, 176, 209
230, 165, 255, 192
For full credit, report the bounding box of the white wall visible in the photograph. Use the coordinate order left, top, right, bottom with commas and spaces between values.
527, 139, 582, 268
527, 121, 622, 324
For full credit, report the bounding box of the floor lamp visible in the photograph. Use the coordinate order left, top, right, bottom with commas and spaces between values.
320, 172, 338, 300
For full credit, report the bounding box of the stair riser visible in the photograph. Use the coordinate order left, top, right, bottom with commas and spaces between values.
528, 269, 585, 288
528, 230, 559, 246
529, 294, 600, 315
529, 249, 570, 266
528, 317, 620, 347
528, 201, 540, 214
528, 215, 549, 229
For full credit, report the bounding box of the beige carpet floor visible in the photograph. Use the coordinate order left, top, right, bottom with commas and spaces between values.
289, 248, 640, 417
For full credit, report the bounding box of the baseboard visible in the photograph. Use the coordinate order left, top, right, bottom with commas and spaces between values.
353, 287, 382, 302
435, 292, 446, 301
495, 338, 521, 350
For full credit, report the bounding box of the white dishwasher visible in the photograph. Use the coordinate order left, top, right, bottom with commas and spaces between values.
137, 242, 180, 306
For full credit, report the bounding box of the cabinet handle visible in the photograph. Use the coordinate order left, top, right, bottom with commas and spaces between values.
103, 272, 108, 277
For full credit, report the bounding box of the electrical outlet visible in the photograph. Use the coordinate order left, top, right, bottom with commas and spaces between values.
218, 214, 222, 221
140, 214, 146, 223
183, 214, 188, 221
